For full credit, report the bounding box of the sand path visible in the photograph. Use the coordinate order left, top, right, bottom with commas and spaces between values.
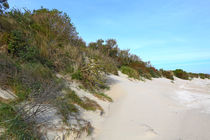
93, 74, 210, 140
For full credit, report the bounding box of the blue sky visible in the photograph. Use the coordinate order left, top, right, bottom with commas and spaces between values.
9, 0, 210, 73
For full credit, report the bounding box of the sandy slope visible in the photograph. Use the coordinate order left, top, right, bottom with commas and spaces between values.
92, 73, 210, 140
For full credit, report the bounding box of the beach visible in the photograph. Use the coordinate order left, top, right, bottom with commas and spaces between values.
91, 73, 210, 140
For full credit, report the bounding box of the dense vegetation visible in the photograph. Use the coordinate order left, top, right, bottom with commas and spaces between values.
0, 1, 209, 139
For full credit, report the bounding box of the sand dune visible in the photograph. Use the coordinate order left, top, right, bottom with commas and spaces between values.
92, 73, 210, 140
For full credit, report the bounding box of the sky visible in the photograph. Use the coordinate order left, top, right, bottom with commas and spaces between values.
8, 0, 210, 73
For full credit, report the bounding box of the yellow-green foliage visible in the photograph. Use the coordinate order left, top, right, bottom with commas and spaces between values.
120, 66, 139, 79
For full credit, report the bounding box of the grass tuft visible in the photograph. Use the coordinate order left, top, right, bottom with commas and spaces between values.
120, 66, 139, 79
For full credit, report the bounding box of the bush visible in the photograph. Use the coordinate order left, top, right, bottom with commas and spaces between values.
148, 67, 161, 78
198, 73, 209, 79
160, 69, 174, 80
188, 72, 199, 79
0, 103, 40, 139
120, 66, 139, 79
173, 69, 189, 80
8, 30, 39, 62
128, 62, 153, 80
71, 70, 83, 80
0, 54, 20, 87
64, 89, 101, 111
55, 96, 78, 124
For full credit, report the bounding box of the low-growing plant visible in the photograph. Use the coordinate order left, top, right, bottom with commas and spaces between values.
188, 72, 199, 79
0, 103, 40, 139
71, 70, 83, 80
55, 96, 78, 124
65, 89, 103, 111
120, 66, 139, 79
198, 73, 209, 79
82, 97, 103, 111
173, 69, 189, 80
0, 54, 19, 87
148, 67, 161, 78
94, 92, 113, 102
159, 69, 174, 80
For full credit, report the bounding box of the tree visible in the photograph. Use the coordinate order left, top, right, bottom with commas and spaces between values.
105, 39, 118, 58
106, 39, 117, 48
0, 0, 9, 14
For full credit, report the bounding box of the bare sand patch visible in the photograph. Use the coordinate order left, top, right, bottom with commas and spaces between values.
91, 73, 210, 140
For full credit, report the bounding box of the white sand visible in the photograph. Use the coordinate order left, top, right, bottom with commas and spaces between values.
1, 73, 210, 140
92, 73, 210, 140
0, 88, 17, 100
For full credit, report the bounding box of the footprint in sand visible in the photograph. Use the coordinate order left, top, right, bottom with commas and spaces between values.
139, 124, 158, 138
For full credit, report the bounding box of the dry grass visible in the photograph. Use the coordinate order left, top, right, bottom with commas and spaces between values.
94, 93, 113, 102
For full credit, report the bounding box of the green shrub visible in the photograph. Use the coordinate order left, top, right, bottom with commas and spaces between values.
55, 96, 78, 124
148, 67, 161, 78
0, 103, 39, 139
128, 62, 154, 80
21, 63, 53, 80
71, 70, 83, 80
120, 66, 139, 79
11, 81, 31, 102
8, 30, 39, 62
198, 73, 209, 79
143, 73, 152, 80
188, 72, 199, 79
64, 89, 102, 111
160, 69, 174, 80
8, 30, 27, 54
173, 69, 189, 80
0, 103, 15, 123
0, 54, 20, 87
64, 64, 74, 74
55, 89, 103, 124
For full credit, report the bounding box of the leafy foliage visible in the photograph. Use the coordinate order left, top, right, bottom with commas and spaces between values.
159, 69, 174, 80
0, 0, 9, 14
0, 103, 39, 139
173, 69, 189, 80
120, 66, 139, 79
